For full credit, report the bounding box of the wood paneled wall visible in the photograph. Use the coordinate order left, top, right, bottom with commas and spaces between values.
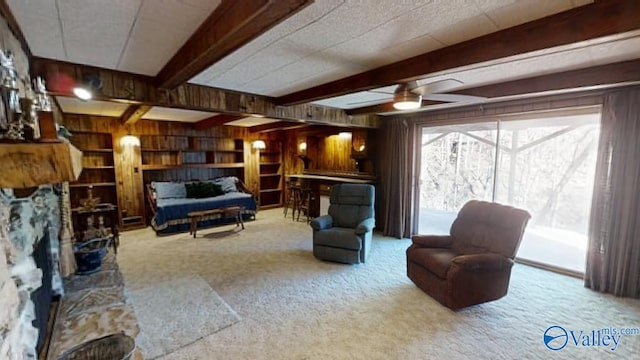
316, 134, 356, 172
282, 128, 378, 176
59, 114, 277, 225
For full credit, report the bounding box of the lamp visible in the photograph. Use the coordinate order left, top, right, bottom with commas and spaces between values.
338, 132, 352, 139
120, 134, 140, 147
393, 82, 422, 110
252, 140, 266, 150
299, 142, 307, 152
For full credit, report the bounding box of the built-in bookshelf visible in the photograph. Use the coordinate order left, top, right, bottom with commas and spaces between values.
258, 141, 283, 208
67, 131, 120, 236
140, 135, 244, 170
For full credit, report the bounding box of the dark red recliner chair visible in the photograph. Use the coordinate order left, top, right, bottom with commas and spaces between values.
407, 200, 530, 309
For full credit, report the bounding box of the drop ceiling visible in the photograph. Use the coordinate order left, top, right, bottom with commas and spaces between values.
8, 0, 640, 120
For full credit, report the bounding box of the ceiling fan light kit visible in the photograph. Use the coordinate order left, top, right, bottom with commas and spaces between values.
392, 81, 421, 110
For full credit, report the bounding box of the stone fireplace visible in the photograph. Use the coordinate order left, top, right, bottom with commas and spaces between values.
0, 186, 62, 359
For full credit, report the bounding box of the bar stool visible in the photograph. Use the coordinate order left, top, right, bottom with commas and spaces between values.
284, 181, 301, 219
297, 186, 314, 223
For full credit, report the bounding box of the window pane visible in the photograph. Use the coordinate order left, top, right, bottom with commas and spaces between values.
495, 113, 600, 273
418, 123, 497, 234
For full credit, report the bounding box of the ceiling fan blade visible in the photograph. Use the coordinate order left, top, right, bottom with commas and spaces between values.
412, 78, 464, 95
423, 93, 487, 103
347, 98, 391, 107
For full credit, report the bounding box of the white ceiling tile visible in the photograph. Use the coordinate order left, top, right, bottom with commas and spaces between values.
285, 0, 429, 50
430, 14, 499, 46
7, 0, 58, 19
57, 0, 142, 22
472, 0, 519, 13
56, 97, 130, 117
59, 1, 140, 69
486, 0, 574, 29
206, 39, 311, 89
10, 14, 65, 60
190, 0, 345, 85
117, 18, 191, 75
384, 34, 444, 61
137, 0, 215, 32
226, 117, 280, 127
176, 0, 221, 11
142, 107, 217, 122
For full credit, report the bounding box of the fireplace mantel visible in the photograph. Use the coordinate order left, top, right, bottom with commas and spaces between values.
0, 142, 83, 188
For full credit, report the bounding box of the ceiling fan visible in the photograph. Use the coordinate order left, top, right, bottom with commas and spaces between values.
348, 79, 487, 111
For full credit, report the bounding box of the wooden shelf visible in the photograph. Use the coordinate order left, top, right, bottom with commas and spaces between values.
69, 182, 117, 188
141, 162, 244, 170
259, 188, 282, 193
258, 140, 283, 208
78, 148, 113, 153
83, 166, 115, 170
141, 149, 182, 152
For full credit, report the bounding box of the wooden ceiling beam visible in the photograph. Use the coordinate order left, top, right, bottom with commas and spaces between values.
194, 114, 244, 130
248, 121, 305, 133
275, 0, 640, 105
121, 104, 152, 125
32, 58, 378, 128
452, 58, 640, 99
156, 0, 313, 89
345, 58, 640, 115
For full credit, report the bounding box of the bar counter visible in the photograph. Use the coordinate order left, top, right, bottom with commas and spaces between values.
286, 172, 375, 217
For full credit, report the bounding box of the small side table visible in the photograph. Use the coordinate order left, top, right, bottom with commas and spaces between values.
187, 206, 245, 238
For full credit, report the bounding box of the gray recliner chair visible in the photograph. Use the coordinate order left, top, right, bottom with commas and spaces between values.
310, 184, 375, 264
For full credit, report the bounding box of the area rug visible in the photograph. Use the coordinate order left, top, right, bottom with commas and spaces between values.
126, 275, 240, 359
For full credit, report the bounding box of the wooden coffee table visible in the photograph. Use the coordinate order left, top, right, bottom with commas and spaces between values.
187, 206, 245, 238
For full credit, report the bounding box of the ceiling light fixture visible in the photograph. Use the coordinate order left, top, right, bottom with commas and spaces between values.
72, 75, 103, 101
72, 86, 92, 101
393, 82, 422, 110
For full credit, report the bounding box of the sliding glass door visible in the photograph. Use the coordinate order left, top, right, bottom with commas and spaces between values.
417, 110, 600, 273
418, 122, 497, 234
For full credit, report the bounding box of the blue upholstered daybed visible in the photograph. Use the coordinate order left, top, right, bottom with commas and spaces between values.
147, 177, 257, 234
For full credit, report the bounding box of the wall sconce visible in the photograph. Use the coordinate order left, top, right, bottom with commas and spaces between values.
338, 132, 352, 139
252, 140, 266, 150
299, 141, 307, 153
120, 134, 140, 147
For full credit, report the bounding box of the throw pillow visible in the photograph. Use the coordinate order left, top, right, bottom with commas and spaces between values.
153, 182, 187, 199
186, 182, 224, 198
213, 176, 238, 193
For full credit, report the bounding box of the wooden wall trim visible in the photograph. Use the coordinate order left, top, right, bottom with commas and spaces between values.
33, 58, 379, 128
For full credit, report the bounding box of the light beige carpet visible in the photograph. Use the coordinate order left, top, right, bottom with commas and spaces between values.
118, 209, 640, 360
126, 275, 240, 359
